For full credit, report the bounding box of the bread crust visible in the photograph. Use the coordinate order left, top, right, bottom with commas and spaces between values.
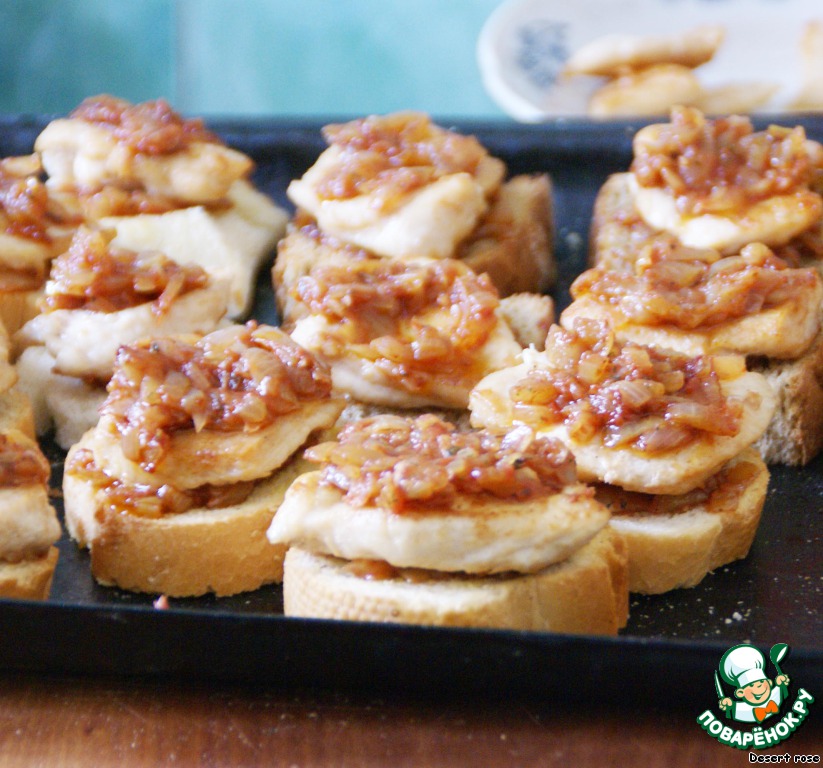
605, 448, 768, 594
457, 174, 556, 297
64, 449, 312, 597
0, 547, 59, 601
0, 386, 36, 439
282, 527, 628, 634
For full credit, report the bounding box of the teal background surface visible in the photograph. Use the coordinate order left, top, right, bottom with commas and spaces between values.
0, 0, 508, 119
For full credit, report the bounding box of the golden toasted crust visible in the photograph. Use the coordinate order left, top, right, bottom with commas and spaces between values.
605, 448, 768, 594
63, 447, 312, 597
0, 286, 43, 337
457, 174, 556, 296
282, 527, 628, 634
498, 293, 554, 351
0, 547, 59, 601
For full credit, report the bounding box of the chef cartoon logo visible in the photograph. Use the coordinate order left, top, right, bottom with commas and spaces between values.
696, 643, 816, 750
718, 643, 789, 724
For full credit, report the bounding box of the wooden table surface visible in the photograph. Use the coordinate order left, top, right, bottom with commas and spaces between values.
1, 673, 820, 767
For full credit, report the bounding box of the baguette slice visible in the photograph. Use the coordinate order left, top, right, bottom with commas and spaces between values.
64, 447, 310, 597
751, 327, 823, 465
602, 448, 768, 594
0, 547, 59, 601
282, 526, 628, 634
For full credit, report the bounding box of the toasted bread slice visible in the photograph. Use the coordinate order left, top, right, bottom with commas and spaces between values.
0, 386, 36, 439
64, 445, 312, 597
457, 174, 556, 296
281, 527, 628, 634
497, 293, 554, 351
0, 480, 62, 564
0, 547, 59, 601
16, 283, 229, 380
563, 24, 725, 77
601, 448, 768, 594
0, 284, 43, 337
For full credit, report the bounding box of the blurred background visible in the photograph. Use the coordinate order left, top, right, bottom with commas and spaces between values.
0, 0, 508, 119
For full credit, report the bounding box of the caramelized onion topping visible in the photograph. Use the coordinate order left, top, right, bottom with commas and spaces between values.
42, 227, 209, 315
66, 448, 254, 518
510, 319, 746, 454
293, 259, 501, 390
316, 112, 488, 211
102, 323, 333, 470
0, 434, 50, 487
306, 413, 579, 513
631, 106, 823, 215
70, 94, 220, 155
0, 156, 51, 242
572, 241, 821, 328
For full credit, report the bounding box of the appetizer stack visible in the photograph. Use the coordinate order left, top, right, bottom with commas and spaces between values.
0, 96, 816, 634
14, 226, 230, 449
274, 111, 556, 326
35, 95, 287, 319
564, 107, 823, 466
7, 95, 288, 452
0, 340, 60, 599
470, 319, 775, 594
268, 413, 628, 633
276, 112, 557, 422
63, 324, 343, 597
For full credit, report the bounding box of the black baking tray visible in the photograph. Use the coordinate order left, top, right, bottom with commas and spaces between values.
0, 114, 820, 711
